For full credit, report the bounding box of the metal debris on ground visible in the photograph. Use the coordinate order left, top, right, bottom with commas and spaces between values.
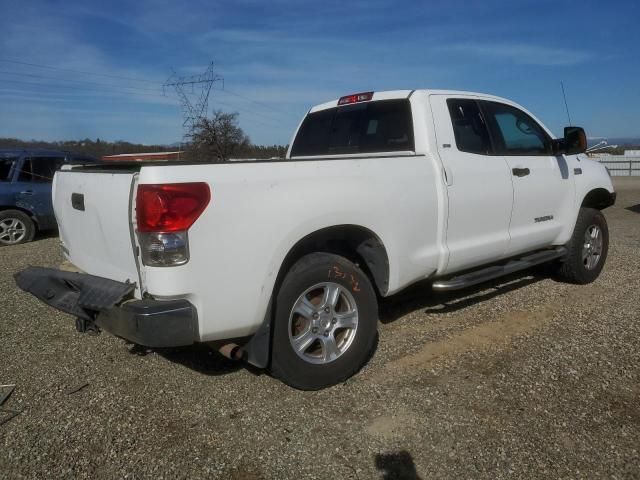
0, 384, 20, 426
64, 382, 89, 395
0, 384, 15, 406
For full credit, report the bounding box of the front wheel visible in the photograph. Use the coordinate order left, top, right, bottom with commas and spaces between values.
270, 253, 378, 390
556, 207, 609, 284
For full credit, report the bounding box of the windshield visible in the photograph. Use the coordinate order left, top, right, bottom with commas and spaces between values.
0, 157, 18, 181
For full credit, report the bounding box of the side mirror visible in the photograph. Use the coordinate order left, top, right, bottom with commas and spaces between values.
562, 126, 587, 155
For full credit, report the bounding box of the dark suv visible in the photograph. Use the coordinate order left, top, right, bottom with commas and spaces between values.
0, 149, 97, 245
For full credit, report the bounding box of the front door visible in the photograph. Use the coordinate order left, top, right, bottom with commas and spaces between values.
430, 95, 514, 274
480, 101, 574, 255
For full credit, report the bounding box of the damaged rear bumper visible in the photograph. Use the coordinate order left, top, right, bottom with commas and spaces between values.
14, 267, 198, 348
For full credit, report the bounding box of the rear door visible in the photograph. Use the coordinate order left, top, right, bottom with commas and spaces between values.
430, 95, 514, 273
14, 156, 65, 229
53, 169, 141, 288
480, 101, 574, 255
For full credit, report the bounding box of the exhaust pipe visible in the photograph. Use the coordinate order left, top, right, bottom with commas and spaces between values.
218, 343, 245, 361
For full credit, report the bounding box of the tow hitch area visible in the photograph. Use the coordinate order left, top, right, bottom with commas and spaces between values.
14, 267, 135, 320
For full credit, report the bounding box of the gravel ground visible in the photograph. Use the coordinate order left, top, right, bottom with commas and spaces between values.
1, 178, 639, 479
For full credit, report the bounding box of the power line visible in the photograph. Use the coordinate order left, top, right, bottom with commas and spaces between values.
0, 70, 162, 94
214, 98, 290, 124
1, 77, 291, 126
0, 58, 160, 84
0, 99, 180, 117
213, 99, 286, 129
0, 87, 283, 130
0, 57, 300, 120
0, 78, 172, 99
0, 80, 287, 124
0, 60, 300, 131
0, 85, 292, 130
218, 88, 296, 117
0, 88, 176, 104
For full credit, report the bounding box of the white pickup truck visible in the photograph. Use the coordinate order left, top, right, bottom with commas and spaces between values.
16, 89, 616, 390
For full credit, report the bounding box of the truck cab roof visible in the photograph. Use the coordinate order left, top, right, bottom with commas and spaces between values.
309, 89, 519, 113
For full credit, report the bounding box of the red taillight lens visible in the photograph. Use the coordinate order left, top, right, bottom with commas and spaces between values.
338, 91, 374, 105
136, 183, 211, 232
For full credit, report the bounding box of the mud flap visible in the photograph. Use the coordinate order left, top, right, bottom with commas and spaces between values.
242, 298, 272, 368
14, 267, 135, 321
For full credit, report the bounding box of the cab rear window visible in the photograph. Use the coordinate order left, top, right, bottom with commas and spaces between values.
291, 99, 414, 157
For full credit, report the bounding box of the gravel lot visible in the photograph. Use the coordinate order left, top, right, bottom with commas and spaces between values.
1, 178, 639, 479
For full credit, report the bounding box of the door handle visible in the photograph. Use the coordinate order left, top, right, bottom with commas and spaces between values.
512, 167, 530, 177
19, 190, 34, 195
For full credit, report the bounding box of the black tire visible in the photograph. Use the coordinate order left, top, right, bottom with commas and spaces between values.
556, 207, 609, 284
0, 209, 36, 246
270, 253, 378, 390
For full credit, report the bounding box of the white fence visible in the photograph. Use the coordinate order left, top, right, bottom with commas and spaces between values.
595, 156, 640, 176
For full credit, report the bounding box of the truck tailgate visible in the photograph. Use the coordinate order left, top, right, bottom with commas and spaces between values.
53, 169, 140, 290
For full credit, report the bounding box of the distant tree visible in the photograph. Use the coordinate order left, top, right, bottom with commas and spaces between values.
0, 131, 288, 162
188, 110, 250, 162
0, 137, 172, 159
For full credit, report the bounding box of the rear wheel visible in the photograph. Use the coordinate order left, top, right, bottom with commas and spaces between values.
270, 253, 378, 390
556, 207, 609, 284
0, 210, 35, 246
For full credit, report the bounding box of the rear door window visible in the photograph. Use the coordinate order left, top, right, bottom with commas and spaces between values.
18, 157, 65, 183
291, 99, 414, 157
0, 157, 18, 181
446, 99, 492, 155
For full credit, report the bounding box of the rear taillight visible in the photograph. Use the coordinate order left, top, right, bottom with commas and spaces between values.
136, 183, 210, 267
136, 183, 210, 232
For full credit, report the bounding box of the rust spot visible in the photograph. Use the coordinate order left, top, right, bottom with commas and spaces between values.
350, 274, 361, 292
328, 266, 347, 279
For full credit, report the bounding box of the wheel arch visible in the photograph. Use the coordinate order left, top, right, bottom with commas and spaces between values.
274, 224, 390, 298
580, 188, 616, 210
0, 206, 39, 228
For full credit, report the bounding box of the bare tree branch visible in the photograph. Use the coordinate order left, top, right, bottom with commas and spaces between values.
188, 110, 250, 162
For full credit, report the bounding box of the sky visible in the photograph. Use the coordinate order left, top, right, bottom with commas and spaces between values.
0, 0, 638, 146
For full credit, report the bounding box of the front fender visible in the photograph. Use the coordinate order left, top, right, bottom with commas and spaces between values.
555, 156, 615, 245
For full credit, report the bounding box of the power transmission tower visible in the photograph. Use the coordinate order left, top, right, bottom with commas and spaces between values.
164, 62, 223, 135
